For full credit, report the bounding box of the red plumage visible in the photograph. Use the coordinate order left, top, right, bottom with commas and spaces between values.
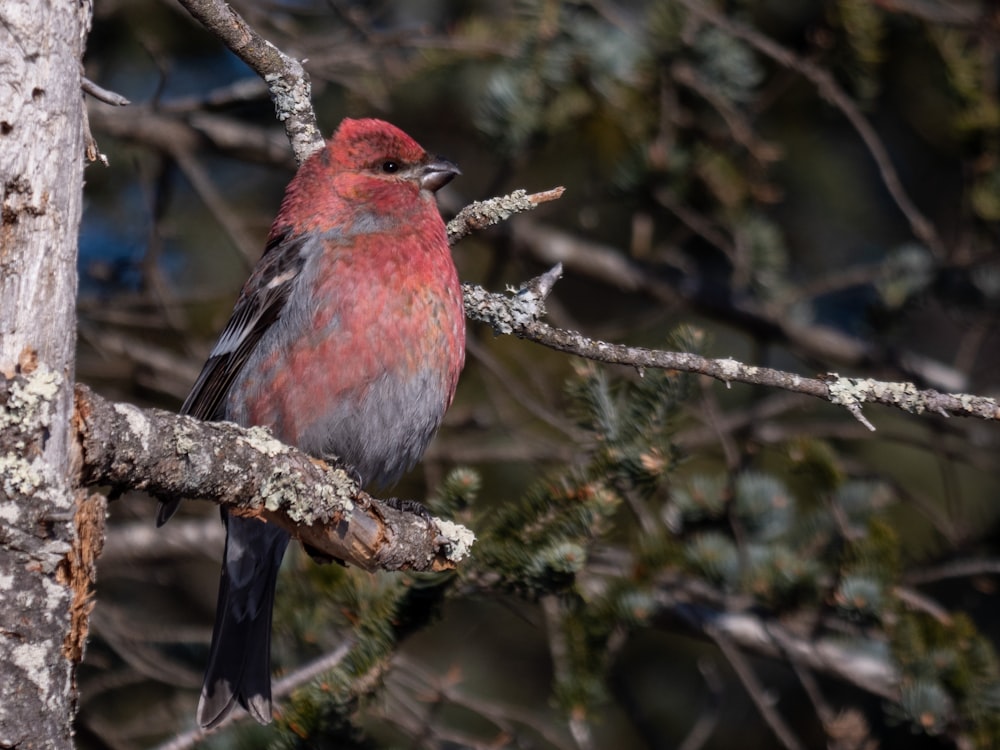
158, 118, 465, 728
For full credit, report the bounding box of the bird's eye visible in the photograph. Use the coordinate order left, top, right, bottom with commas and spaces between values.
382, 161, 399, 173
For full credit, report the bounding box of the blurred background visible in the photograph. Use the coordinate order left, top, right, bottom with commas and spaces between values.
78, 1, 1000, 748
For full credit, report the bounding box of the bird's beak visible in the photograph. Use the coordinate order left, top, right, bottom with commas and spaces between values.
420, 157, 461, 193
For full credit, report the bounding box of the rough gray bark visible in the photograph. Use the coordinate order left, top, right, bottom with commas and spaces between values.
74, 384, 473, 572
0, 1, 93, 748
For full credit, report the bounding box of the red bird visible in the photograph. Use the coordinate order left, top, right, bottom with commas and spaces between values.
158, 118, 465, 729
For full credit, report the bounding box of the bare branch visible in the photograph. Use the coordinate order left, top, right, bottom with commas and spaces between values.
654, 588, 900, 702
875, 0, 989, 27
388, 655, 579, 750
82, 77, 130, 107
676, 660, 723, 750
70, 383, 473, 573
904, 558, 1000, 585
87, 105, 294, 166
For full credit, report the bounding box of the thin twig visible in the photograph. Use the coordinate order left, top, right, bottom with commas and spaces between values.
152, 640, 355, 750
638, 573, 901, 701
782, 640, 836, 727
706, 625, 805, 750
88, 105, 294, 166
542, 596, 594, 750
892, 586, 953, 625
446, 187, 565, 245
875, 0, 987, 27
171, 148, 261, 266
677, 659, 724, 750
676, 0, 946, 259
82, 77, 131, 106
465, 336, 582, 440
771, 625, 881, 750
391, 655, 577, 750
654, 187, 736, 260
904, 558, 1000, 585
670, 61, 781, 166
510, 219, 968, 388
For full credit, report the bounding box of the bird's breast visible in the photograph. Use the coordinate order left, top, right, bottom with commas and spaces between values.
226, 224, 464, 487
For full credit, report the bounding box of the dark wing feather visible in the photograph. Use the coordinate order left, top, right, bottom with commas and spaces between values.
156, 229, 308, 526
181, 229, 308, 420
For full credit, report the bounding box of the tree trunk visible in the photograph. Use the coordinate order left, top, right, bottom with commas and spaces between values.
0, 1, 93, 747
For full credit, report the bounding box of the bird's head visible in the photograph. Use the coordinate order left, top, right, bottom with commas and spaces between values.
326, 118, 460, 196
272, 118, 459, 238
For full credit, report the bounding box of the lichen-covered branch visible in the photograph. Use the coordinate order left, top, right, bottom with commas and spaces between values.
71, 384, 473, 572
464, 267, 1000, 426
446, 187, 565, 246
174, 0, 323, 164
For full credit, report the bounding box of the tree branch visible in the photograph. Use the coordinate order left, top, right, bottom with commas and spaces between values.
446, 187, 566, 246
173, 0, 323, 164
81, 77, 130, 107
462, 267, 1000, 426
649, 580, 900, 703
511, 218, 968, 393
70, 383, 473, 572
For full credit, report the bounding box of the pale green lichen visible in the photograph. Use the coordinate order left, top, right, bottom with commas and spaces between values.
955, 392, 998, 415
828, 376, 924, 413
717, 357, 742, 381
41, 574, 67, 624
242, 425, 290, 457
174, 430, 195, 456
433, 518, 476, 563
12, 641, 52, 700
462, 282, 545, 335
829, 377, 864, 405
261, 466, 355, 525
0, 366, 61, 431
221, 460, 245, 475
447, 190, 533, 244
0, 452, 44, 496
113, 401, 150, 452
264, 66, 313, 123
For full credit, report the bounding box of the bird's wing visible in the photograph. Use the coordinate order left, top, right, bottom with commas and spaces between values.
181, 228, 309, 421
157, 229, 309, 527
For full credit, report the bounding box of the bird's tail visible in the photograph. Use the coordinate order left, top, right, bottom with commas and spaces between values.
198, 512, 290, 730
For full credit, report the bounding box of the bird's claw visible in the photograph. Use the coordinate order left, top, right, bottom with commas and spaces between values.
382, 496, 434, 521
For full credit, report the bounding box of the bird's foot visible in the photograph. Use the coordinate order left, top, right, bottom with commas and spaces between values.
382, 497, 433, 521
